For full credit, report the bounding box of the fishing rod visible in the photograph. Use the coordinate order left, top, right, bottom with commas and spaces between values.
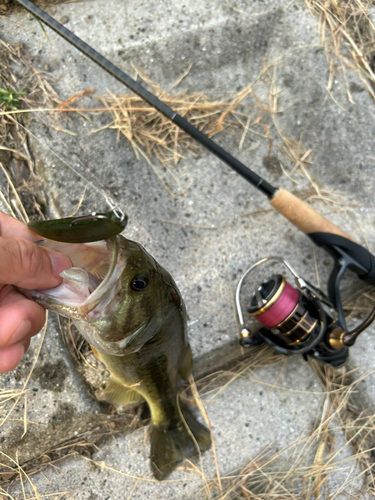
14, 0, 375, 366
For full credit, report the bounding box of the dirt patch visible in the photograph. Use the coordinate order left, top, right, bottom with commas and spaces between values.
33, 360, 69, 392
262, 155, 282, 178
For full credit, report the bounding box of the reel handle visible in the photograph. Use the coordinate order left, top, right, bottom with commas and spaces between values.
270, 188, 355, 242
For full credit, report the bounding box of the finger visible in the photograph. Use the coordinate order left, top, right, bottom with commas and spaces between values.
0, 211, 42, 242
0, 340, 30, 373
0, 290, 46, 347
0, 237, 71, 289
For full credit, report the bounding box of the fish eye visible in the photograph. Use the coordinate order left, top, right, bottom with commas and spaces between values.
131, 274, 150, 291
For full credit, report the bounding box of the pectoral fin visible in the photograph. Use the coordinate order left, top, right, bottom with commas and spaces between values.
102, 377, 143, 405
91, 346, 100, 359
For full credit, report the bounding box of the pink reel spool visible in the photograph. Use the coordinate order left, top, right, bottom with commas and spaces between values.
248, 275, 300, 328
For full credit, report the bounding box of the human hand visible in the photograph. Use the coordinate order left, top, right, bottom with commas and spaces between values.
0, 211, 71, 373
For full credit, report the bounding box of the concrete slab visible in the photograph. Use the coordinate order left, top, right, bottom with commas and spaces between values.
9, 357, 327, 499
1, 0, 375, 497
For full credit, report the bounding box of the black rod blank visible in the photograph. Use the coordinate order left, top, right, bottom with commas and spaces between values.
16, 0, 277, 198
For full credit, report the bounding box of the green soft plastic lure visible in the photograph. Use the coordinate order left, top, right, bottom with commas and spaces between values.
28, 210, 128, 243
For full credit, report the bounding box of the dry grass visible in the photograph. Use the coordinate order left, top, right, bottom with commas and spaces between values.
56, 56, 349, 204
97, 77, 242, 160
15, 53, 321, 198
71, 68, 270, 196
0, 37, 70, 500
305, 0, 375, 100
0, 324, 48, 500
1, 38, 345, 203
6, 352, 375, 499
92, 60, 327, 198
0, 39, 64, 482
203, 361, 375, 500
0, 37, 60, 222
311, 360, 375, 491
0, 412, 141, 494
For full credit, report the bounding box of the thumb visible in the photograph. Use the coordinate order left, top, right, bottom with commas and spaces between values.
0, 237, 71, 290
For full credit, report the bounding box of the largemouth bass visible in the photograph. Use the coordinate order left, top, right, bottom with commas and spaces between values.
21, 235, 211, 479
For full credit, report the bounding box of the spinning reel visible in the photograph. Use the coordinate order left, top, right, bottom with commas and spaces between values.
236, 257, 375, 367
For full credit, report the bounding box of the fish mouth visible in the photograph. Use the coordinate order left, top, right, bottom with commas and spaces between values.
21, 236, 159, 356
24, 237, 126, 322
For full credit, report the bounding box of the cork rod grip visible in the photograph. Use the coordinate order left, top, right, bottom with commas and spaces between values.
270, 188, 356, 242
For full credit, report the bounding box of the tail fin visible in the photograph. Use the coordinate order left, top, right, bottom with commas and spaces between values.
150, 404, 211, 480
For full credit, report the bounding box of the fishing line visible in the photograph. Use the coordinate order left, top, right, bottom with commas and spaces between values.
0, 66, 119, 211
13, 116, 122, 215
11, 113, 161, 252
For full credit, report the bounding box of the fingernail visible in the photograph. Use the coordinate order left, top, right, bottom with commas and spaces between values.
48, 250, 72, 278
18, 341, 26, 358
11, 319, 32, 344
20, 339, 30, 355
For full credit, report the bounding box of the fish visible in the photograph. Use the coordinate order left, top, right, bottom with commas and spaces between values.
20, 235, 211, 480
